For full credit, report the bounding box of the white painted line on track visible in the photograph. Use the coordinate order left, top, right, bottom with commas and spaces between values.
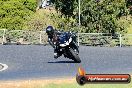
0, 63, 8, 71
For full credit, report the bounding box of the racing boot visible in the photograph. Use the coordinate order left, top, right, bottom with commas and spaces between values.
54, 52, 58, 59
54, 52, 61, 59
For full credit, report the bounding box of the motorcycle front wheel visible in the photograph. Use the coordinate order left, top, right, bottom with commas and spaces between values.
69, 48, 81, 63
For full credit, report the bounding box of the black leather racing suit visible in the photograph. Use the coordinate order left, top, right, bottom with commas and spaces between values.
47, 30, 61, 56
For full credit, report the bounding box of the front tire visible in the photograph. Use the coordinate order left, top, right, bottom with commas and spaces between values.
69, 48, 81, 63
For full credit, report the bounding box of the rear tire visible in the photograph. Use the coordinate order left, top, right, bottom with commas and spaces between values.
69, 48, 81, 63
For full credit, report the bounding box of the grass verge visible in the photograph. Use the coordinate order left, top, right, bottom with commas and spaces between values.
0, 77, 131, 88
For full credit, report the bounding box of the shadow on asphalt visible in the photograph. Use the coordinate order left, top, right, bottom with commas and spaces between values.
48, 60, 76, 63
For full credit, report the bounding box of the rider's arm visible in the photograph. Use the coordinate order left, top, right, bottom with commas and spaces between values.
48, 38, 55, 48
55, 30, 61, 35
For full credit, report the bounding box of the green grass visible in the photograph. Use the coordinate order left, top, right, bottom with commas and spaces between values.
123, 23, 132, 46
117, 15, 132, 46
38, 82, 132, 88
127, 25, 132, 34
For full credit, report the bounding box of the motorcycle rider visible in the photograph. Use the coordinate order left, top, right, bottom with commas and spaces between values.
46, 26, 62, 58
46, 25, 78, 59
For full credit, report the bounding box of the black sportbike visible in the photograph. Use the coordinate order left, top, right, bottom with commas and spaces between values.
56, 32, 81, 63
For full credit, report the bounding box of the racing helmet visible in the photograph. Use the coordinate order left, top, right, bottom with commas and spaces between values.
46, 26, 54, 35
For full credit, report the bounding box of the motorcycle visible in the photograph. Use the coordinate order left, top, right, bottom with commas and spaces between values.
56, 32, 81, 63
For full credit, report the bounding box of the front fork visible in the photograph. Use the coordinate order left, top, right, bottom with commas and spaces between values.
71, 41, 79, 54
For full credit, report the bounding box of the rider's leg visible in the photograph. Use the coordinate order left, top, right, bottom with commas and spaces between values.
54, 46, 62, 58
54, 48, 58, 58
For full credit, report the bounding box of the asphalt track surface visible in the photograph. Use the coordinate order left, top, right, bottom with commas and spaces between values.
0, 45, 132, 80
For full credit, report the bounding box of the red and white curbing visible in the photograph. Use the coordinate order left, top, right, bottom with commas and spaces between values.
0, 63, 8, 71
